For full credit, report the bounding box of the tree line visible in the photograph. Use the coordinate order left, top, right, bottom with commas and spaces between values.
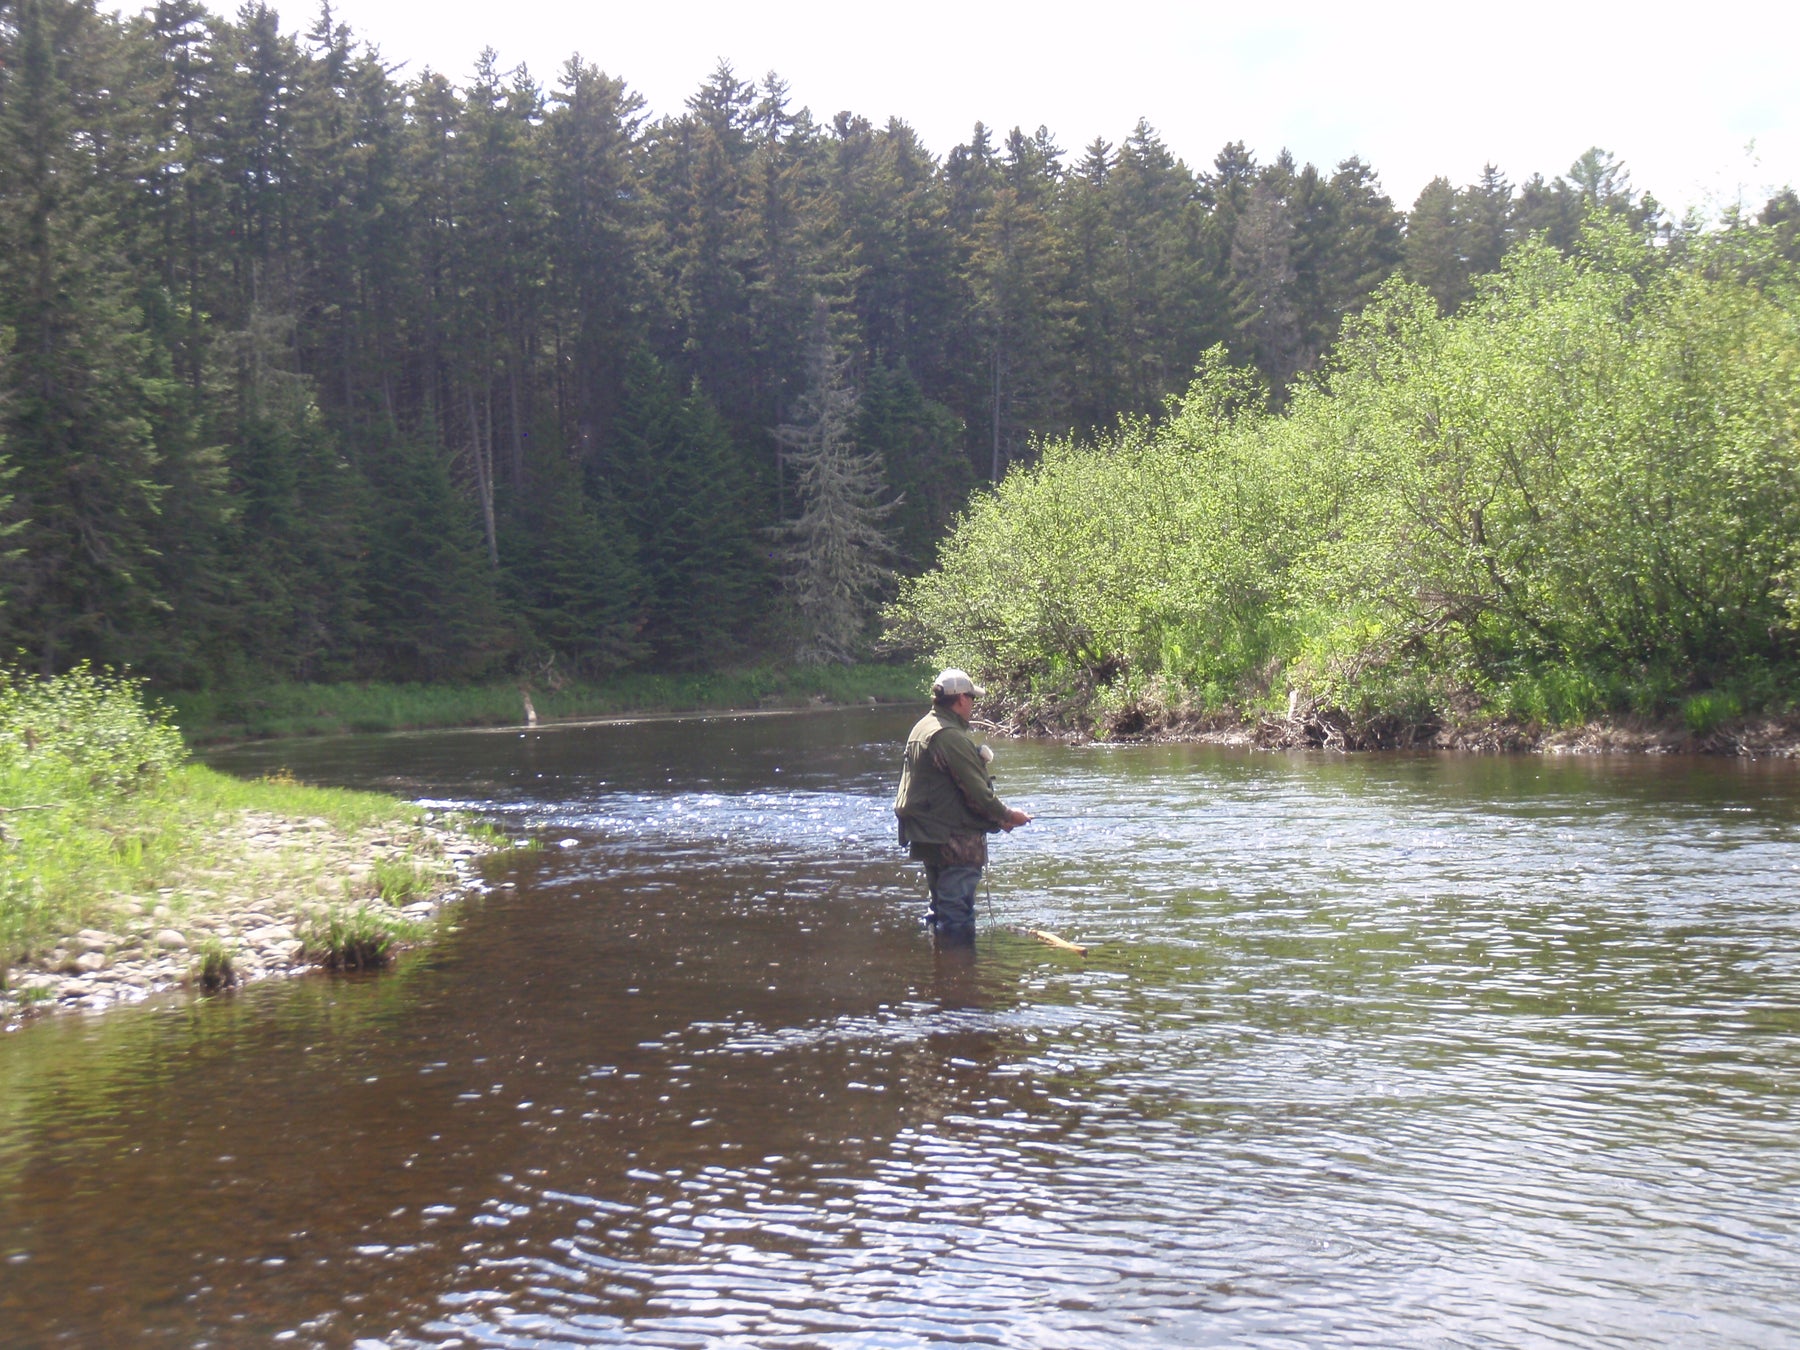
1, 0, 1775, 689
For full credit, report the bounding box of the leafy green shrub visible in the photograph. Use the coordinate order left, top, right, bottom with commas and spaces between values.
888, 220, 1800, 731
0, 665, 185, 795
1498, 667, 1608, 727
1682, 692, 1742, 736
2, 666, 189, 962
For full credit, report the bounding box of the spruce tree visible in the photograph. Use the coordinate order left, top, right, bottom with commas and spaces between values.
856, 359, 968, 571
832, 118, 960, 395
1511, 172, 1583, 252
357, 425, 509, 681
775, 315, 897, 663
1229, 177, 1303, 393
967, 126, 1069, 479
0, 0, 180, 672
1322, 158, 1403, 320
1405, 176, 1466, 311
500, 462, 642, 676
546, 58, 649, 465
1459, 165, 1514, 279
607, 348, 764, 667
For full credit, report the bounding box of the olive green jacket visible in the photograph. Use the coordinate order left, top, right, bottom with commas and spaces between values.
893, 708, 1011, 861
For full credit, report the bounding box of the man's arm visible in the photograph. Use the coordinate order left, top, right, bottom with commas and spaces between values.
933, 730, 1030, 829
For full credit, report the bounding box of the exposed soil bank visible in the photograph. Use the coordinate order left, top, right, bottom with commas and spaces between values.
1, 809, 497, 1025
995, 703, 1800, 757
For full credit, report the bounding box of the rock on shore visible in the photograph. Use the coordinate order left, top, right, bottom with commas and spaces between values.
2, 809, 497, 1023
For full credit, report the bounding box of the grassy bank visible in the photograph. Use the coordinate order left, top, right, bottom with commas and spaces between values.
1, 667, 489, 1006
160, 662, 931, 743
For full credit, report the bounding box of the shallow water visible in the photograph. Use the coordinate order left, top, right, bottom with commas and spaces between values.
3, 708, 1799, 1347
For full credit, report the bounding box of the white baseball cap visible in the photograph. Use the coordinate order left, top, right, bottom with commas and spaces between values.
932, 668, 986, 698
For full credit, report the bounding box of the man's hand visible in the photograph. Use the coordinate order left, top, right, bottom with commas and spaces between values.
1001, 807, 1032, 831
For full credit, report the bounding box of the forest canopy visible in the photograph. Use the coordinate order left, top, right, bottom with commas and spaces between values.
0, 0, 1788, 694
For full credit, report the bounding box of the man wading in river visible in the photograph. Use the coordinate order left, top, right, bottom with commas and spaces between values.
894, 670, 1032, 935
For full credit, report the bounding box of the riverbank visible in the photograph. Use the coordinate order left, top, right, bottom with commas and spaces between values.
162, 662, 930, 744
0, 761, 500, 1024
1000, 700, 1800, 756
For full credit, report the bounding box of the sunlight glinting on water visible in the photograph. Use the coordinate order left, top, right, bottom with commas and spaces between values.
384, 728, 1800, 1347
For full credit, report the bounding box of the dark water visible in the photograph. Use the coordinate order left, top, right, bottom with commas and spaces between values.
3, 708, 1799, 1347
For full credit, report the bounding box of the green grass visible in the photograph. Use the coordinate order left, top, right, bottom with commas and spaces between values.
301, 903, 430, 972
160, 661, 932, 743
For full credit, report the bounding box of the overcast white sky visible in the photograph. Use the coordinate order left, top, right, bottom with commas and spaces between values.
175, 0, 1800, 216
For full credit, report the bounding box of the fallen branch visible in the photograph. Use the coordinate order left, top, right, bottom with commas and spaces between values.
1026, 928, 1088, 956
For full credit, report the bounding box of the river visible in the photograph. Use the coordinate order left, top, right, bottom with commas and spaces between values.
2, 707, 1797, 1346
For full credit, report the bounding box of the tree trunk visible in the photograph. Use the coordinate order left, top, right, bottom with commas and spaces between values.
508, 346, 526, 491
466, 387, 499, 567
990, 342, 1003, 482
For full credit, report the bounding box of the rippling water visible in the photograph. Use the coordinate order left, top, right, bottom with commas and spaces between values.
3, 708, 1798, 1347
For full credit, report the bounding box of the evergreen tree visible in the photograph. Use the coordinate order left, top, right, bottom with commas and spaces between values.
1511, 172, 1583, 252
1459, 164, 1514, 278
606, 348, 764, 667
0, 0, 182, 672
1103, 121, 1217, 418
967, 125, 1069, 478
500, 462, 641, 675
199, 304, 366, 683
776, 317, 896, 663
1406, 176, 1466, 311
1229, 176, 1303, 392
0, 360, 21, 608
744, 80, 835, 463
1060, 137, 1123, 429
546, 58, 649, 465
1321, 158, 1403, 319
652, 62, 758, 427
856, 359, 969, 570
1408, 164, 1514, 312
832, 118, 960, 393
357, 424, 508, 680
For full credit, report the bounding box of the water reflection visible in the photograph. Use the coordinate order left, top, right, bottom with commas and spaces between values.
1, 711, 1797, 1346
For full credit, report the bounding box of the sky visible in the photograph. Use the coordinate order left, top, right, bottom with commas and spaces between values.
170, 0, 1800, 217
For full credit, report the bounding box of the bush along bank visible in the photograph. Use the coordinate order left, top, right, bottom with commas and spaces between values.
1, 667, 501, 1021
888, 220, 1800, 753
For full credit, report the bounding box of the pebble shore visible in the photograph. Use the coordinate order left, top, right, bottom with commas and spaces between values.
2, 809, 496, 1023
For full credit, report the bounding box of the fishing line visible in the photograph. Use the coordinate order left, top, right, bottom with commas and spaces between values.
976, 865, 1088, 955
